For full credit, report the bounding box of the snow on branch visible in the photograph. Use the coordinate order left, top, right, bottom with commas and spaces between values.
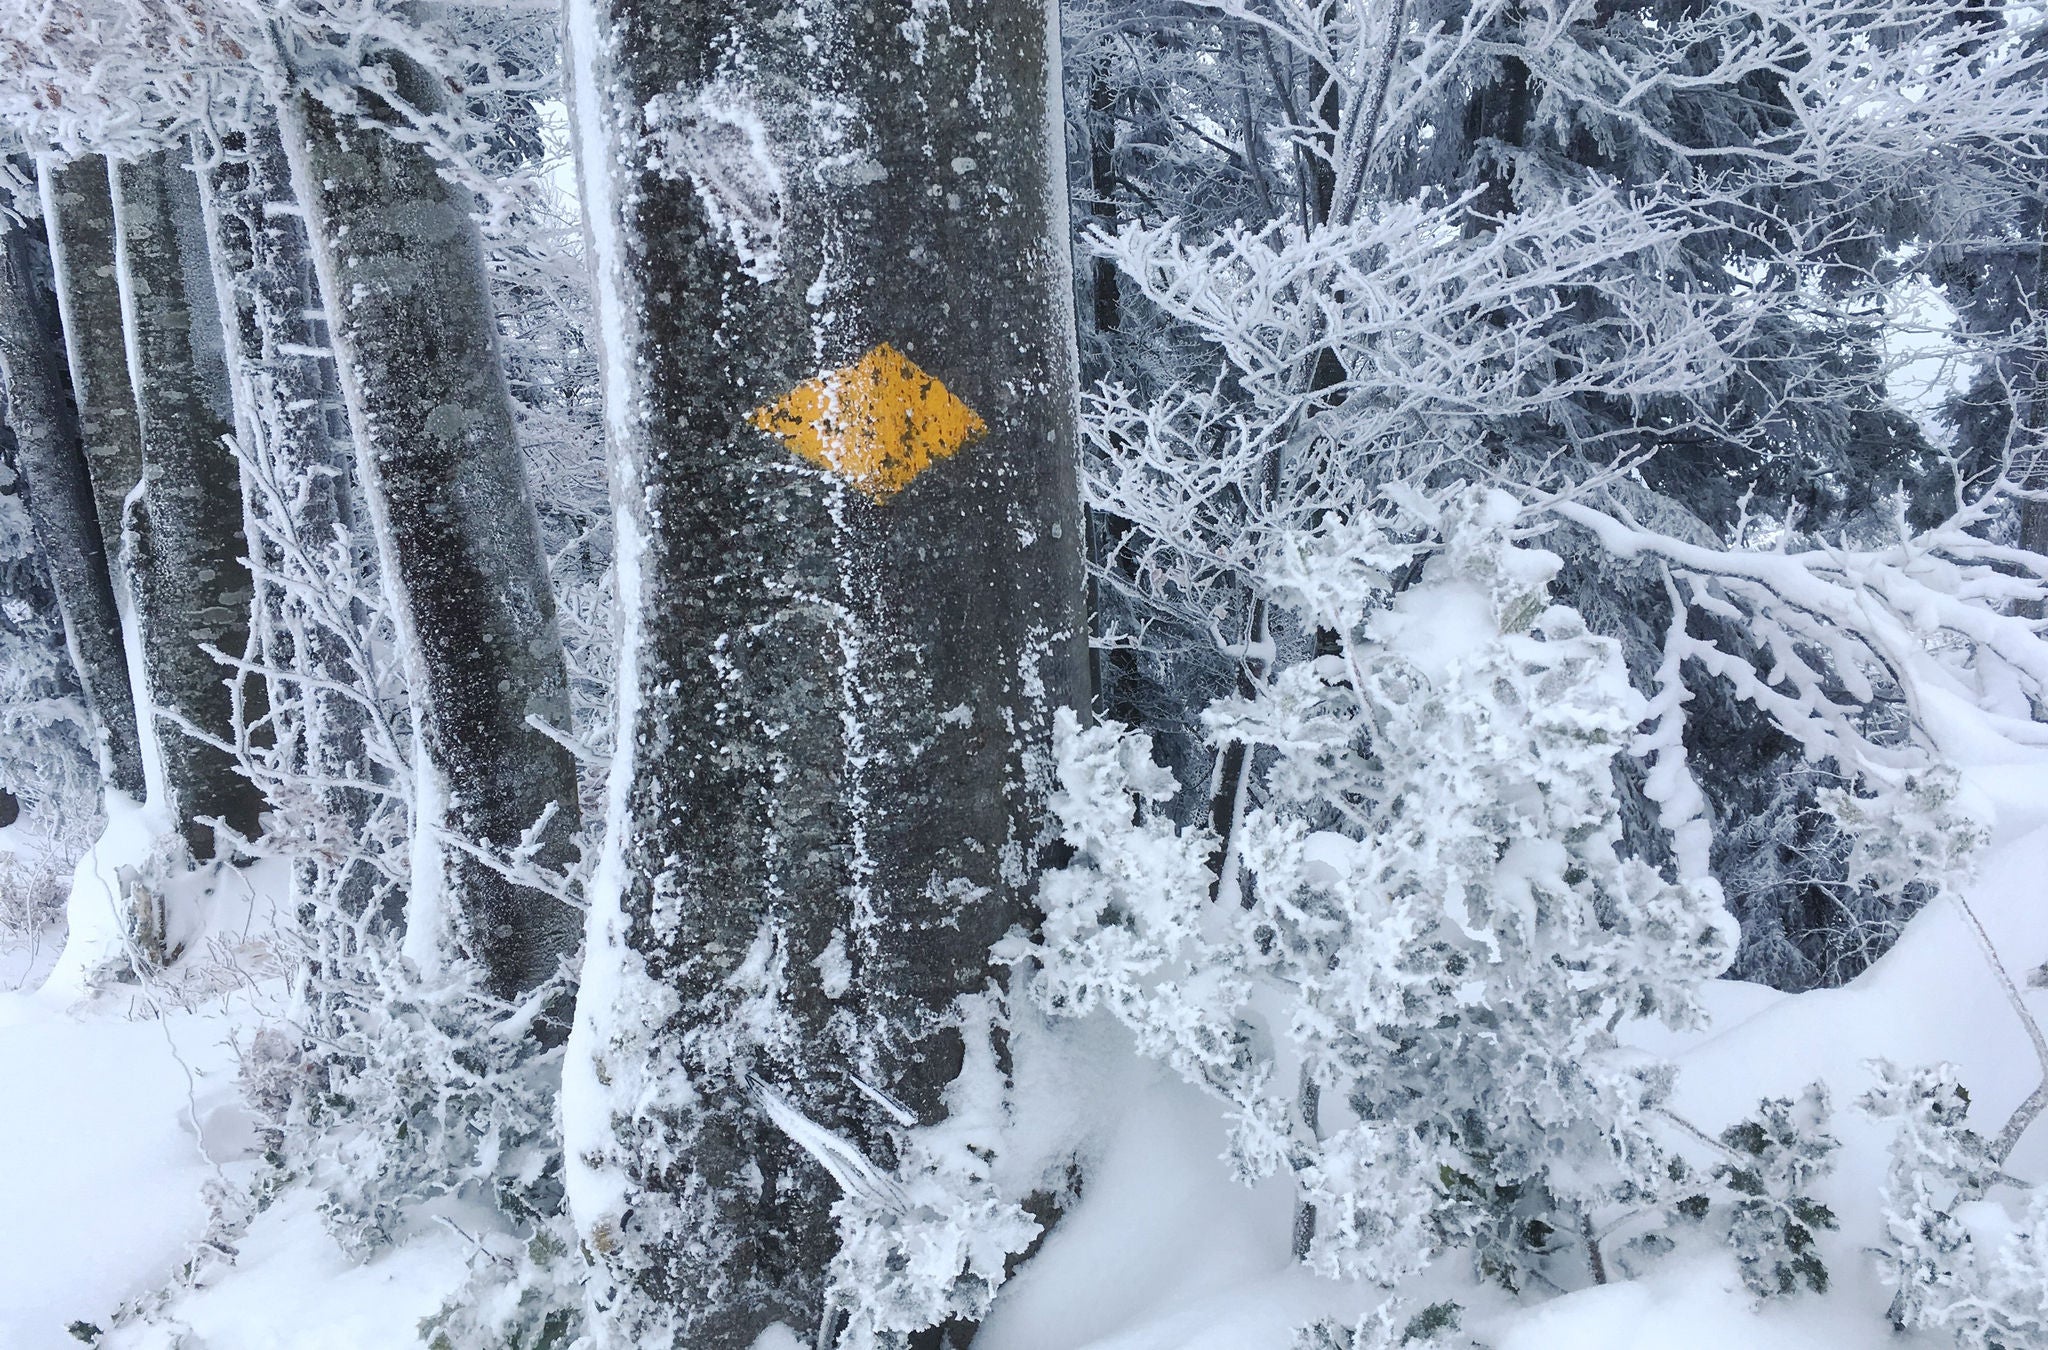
1551, 492, 2048, 775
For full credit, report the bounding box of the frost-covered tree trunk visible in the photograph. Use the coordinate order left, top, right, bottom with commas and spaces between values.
2012, 231, 2047, 581
273, 57, 581, 999
0, 203, 143, 799
565, 0, 1087, 1341
193, 123, 379, 913
0, 412, 101, 834
194, 126, 337, 662
110, 146, 268, 858
40, 154, 144, 575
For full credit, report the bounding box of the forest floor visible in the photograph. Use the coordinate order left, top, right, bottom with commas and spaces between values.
4, 757, 2046, 1349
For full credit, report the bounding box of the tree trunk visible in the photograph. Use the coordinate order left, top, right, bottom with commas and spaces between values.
0, 201, 144, 799
2017, 233, 2047, 618
40, 154, 144, 575
1081, 63, 1148, 730
193, 127, 326, 674
272, 61, 581, 1000
0, 415, 97, 824
564, 0, 1088, 1340
192, 124, 382, 918
109, 146, 269, 859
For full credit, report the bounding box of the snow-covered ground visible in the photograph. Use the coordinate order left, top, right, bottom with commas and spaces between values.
5, 753, 2045, 1348
0, 990, 234, 1348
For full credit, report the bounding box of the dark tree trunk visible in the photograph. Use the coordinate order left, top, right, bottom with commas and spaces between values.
1087, 69, 1122, 343
273, 60, 581, 999
0, 202, 144, 799
40, 154, 144, 575
109, 146, 269, 859
1082, 63, 1147, 730
565, 0, 1088, 1341
2018, 234, 2048, 610
1461, 45, 1532, 234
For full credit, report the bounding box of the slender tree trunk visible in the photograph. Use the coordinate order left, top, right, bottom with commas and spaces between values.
0, 411, 109, 852
1082, 64, 1147, 730
564, 0, 1087, 1341
193, 124, 381, 917
0, 203, 144, 799
2016, 234, 2047, 600
40, 155, 143, 575
109, 146, 269, 859
272, 60, 581, 999
1087, 70, 1123, 345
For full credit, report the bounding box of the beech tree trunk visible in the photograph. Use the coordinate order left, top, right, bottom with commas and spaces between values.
109, 146, 269, 858
194, 126, 338, 658
0, 201, 143, 799
0, 416, 91, 805
40, 154, 143, 574
564, 0, 1087, 1341
2016, 232, 2047, 613
193, 124, 381, 915
273, 60, 581, 999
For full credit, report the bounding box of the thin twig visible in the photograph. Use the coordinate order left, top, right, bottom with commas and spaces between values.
1952, 891, 2048, 1165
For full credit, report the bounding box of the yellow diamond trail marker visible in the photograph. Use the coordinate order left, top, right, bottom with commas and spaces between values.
748, 343, 987, 503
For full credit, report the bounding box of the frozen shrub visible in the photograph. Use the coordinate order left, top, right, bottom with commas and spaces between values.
1666, 1085, 1839, 1298
1863, 1060, 2046, 1347
303, 964, 570, 1258
0, 840, 68, 955
1295, 1299, 1464, 1349
1026, 490, 1735, 1290
819, 995, 1042, 1349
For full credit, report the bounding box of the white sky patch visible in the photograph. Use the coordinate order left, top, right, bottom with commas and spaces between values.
532, 98, 583, 248
1882, 277, 1970, 447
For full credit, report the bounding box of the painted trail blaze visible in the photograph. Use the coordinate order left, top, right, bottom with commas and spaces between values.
748, 343, 987, 503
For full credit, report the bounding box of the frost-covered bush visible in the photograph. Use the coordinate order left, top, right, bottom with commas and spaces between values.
821, 993, 1042, 1349
291, 962, 571, 1255
1822, 768, 1986, 916
417, 1220, 583, 1350
1295, 1299, 1463, 1349
0, 836, 69, 957
250, 937, 587, 1343
1863, 1060, 2047, 1347
1665, 1085, 1839, 1298
1027, 489, 1735, 1289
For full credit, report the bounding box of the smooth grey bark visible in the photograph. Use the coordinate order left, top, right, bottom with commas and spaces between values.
193, 124, 383, 918
2015, 233, 2047, 617
40, 155, 145, 575
272, 61, 581, 1000
568, 0, 1088, 1339
110, 146, 268, 857
0, 208, 144, 799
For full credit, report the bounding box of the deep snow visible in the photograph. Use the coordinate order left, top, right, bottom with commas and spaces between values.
4, 753, 2044, 1349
